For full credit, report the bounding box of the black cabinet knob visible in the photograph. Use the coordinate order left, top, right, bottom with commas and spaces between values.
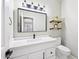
50, 52, 53, 54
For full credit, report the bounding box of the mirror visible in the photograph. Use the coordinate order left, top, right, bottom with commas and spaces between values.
17, 8, 47, 32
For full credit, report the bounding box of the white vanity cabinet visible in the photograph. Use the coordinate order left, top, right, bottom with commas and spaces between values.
29, 50, 44, 59
11, 48, 55, 59
11, 55, 28, 59
28, 48, 56, 59
10, 38, 61, 59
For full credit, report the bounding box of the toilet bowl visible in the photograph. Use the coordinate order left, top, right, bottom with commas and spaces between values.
56, 45, 71, 59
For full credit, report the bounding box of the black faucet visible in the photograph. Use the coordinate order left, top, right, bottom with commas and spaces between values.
33, 34, 35, 39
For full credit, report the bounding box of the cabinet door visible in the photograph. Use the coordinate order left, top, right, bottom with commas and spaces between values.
46, 48, 55, 59
11, 55, 28, 59
29, 50, 45, 59
47, 56, 55, 59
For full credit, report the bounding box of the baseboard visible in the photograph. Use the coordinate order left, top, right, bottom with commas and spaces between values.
68, 55, 78, 59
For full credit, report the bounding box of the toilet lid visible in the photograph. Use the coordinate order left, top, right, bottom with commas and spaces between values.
57, 45, 71, 52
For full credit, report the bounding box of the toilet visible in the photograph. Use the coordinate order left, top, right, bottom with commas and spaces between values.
56, 45, 71, 59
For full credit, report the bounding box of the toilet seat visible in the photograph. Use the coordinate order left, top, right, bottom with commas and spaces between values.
57, 45, 71, 53
56, 45, 71, 59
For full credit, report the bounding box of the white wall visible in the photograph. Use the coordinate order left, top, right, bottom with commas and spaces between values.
13, 0, 61, 37
2, 0, 78, 59
61, 0, 78, 58
47, 0, 61, 37
2, 0, 61, 59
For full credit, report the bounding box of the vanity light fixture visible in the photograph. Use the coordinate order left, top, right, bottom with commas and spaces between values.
31, 2, 33, 5
43, 5, 45, 12
40, 7, 43, 11
34, 5, 38, 10
24, 0, 26, 2
21, 1, 46, 12
22, 0, 26, 7
27, 4, 31, 8
38, 4, 40, 6
22, 3, 25, 7
37, 3, 40, 10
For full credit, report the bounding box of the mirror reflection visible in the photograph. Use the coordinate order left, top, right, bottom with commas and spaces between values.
18, 8, 47, 32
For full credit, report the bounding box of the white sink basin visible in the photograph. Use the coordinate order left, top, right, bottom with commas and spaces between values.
27, 38, 42, 42
9, 36, 61, 48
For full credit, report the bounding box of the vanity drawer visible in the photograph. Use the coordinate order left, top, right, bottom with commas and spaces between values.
46, 48, 55, 58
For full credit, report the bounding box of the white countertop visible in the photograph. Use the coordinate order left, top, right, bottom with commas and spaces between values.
9, 36, 61, 48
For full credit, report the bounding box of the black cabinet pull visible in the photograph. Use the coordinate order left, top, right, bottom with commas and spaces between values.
43, 52, 45, 59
